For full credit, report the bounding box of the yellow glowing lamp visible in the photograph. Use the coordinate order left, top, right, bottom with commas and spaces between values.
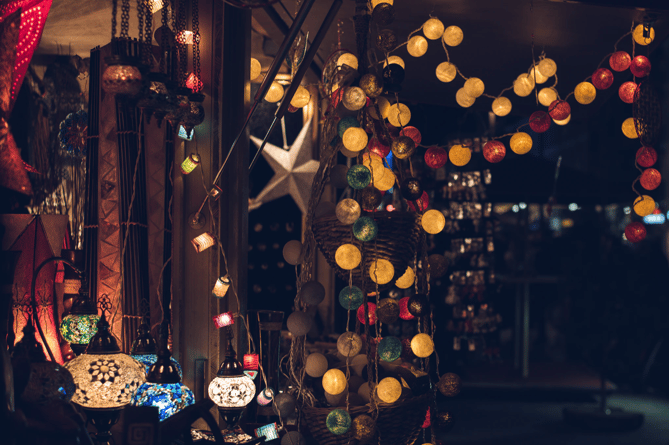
530, 66, 548, 84
368, 97, 391, 120
621, 117, 638, 139
538, 87, 558, 107
250, 58, 262, 81
362, 154, 386, 182
492, 97, 512, 116
442, 25, 463, 47
633, 24, 655, 46
411, 333, 434, 358
384, 55, 405, 69
513, 74, 535, 97
335, 244, 362, 270
574, 82, 596, 105
449, 144, 471, 166
421, 209, 446, 234
265, 81, 284, 103
376, 377, 402, 403
191, 232, 216, 253
337, 53, 359, 70
423, 18, 445, 40
538, 58, 557, 77
407, 35, 428, 57
435, 62, 457, 83
180, 153, 201, 174
212, 275, 231, 298
290, 85, 311, 108
395, 267, 415, 289
342, 127, 368, 152
455, 88, 475, 108
464, 77, 485, 98
387, 103, 411, 127
322, 369, 347, 395
553, 114, 571, 126
374, 169, 396, 191
510, 132, 532, 155
369, 259, 394, 285
371, 0, 393, 7
633, 195, 655, 217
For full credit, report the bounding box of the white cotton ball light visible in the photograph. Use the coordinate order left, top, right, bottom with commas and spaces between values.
407, 35, 428, 57
423, 18, 445, 40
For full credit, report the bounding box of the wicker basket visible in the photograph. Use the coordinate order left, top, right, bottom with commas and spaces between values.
312, 211, 422, 290
302, 394, 430, 445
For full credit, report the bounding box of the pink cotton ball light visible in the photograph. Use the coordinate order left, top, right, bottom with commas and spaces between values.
609, 51, 631, 72
483, 140, 506, 163
636, 147, 657, 167
619, 82, 637, 104
630, 55, 651, 78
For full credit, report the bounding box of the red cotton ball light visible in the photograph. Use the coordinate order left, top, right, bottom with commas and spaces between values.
548, 100, 570, 121
624, 221, 646, 243
636, 146, 657, 167
368, 137, 390, 158
592, 68, 614, 90
630, 55, 651, 78
619, 81, 637, 104
609, 51, 631, 72
424, 146, 448, 169
483, 140, 506, 163
528, 111, 551, 133
399, 297, 415, 320
400, 126, 422, 146
640, 168, 662, 191
357, 302, 377, 325
407, 191, 429, 211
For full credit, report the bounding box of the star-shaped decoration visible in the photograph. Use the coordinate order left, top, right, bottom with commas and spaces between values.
250, 119, 319, 214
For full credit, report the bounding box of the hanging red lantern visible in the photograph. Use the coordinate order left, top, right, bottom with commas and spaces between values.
548, 100, 570, 120
636, 146, 657, 167
640, 168, 661, 190
528, 111, 551, 133
624, 221, 646, 243
483, 140, 506, 163
592, 68, 614, 90
609, 51, 631, 72
619, 81, 637, 104
424, 146, 448, 169
630, 55, 651, 78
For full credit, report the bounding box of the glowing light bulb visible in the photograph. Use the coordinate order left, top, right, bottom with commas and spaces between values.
513, 73, 535, 97
421, 209, 446, 234
335, 244, 362, 270
342, 127, 369, 152
369, 259, 394, 284
265, 81, 284, 103
448, 144, 471, 166
407, 35, 428, 57
435, 61, 457, 83
464, 77, 485, 98
290, 85, 311, 108
529, 66, 548, 84
442, 25, 463, 46
492, 96, 512, 116
574, 82, 596, 105
423, 18, 445, 40
509, 132, 532, 155
538, 58, 557, 77
455, 88, 475, 108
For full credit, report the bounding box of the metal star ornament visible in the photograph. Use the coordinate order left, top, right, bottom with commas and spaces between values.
250, 119, 319, 214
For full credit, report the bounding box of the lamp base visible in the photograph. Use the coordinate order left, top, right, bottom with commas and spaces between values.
71, 344, 88, 356
83, 407, 122, 445
563, 406, 644, 432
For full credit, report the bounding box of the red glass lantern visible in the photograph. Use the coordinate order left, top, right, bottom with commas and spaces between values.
619, 81, 637, 104
592, 68, 614, 90
186, 72, 204, 93
528, 111, 551, 133
636, 146, 657, 167
424, 146, 448, 169
357, 302, 377, 325
243, 353, 259, 370
609, 51, 631, 72
368, 137, 390, 158
213, 311, 234, 328
483, 140, 506, 163
407, 191, 429, 211
548, 100, 570, 120
640, 168, 661, 191
399, 126, 422, 145
630, 55, 651, 78
399, 297, 415, 320
624, 221, 646, 243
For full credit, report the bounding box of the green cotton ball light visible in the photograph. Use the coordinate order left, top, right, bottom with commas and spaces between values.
378, 336, 402, 362
326, 409, 352, 435
339, 286, 363, 310
347, 165, 372, 190
352, 216, 378, 242
338, 116, 360, 138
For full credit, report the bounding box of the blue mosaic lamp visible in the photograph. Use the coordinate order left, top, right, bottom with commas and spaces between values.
130, 323, 183, 379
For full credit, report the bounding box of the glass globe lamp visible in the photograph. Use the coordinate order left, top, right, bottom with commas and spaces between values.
60, 285, 100, 355
102, 55, 142, 96
208, 338, 256, 434
130, 323, 183, 378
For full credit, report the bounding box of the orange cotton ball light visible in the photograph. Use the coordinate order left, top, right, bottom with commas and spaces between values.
510, 132, 533, 155
449, 144, 471, 166
633, 195, 655, 217
592, 68, 614, 90
622, 118, 638, 139
610, 51, 631, 72
630, 55, 651, 78
633, 24, 655, 46
574, 82, 596, 105
619, 81, 637, 104
548, 100, 570, 120
483, 140, 506, 163
636, 147, 657, 167
640, 168, 662, 191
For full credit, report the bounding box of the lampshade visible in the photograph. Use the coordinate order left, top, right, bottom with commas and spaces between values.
102, 56, 142, 95
60, 284, 99, 354
209, 341, 256, 411
130, 323, 184, 378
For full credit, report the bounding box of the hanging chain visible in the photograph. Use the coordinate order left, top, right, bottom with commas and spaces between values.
137, 0, 144, 49
144, 0, 153, 66
160, 0, 169, 74
176, 0, 188, 87
120, 0, 130, 38
111, 0, 118, 39
192, 0, 201, 92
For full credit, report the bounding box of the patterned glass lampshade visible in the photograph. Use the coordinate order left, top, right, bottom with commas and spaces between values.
208, 340, 256, 412
131, 354, 183, 379
60, 313, 100, 348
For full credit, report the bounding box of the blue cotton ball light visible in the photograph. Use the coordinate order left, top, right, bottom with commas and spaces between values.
326, 409, 352, 435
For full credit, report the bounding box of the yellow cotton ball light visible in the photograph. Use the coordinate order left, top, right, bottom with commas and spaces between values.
335, 244, 362, 270
421, 209, 446, 234
449, 144, 471, 166
492, 97, 512, 116
368, 97, 390, 120
538, 58, 557, 77
322, 369, 347, 396
633, 195, 655, 217
290, 85, 311, 108
442, 25, 463, 47
423, 18, 445, 40
369, 259, 394, 285
411, 333, 434, 358
395, 267, 415, 289
407, 35, 428, 57
553, 114, 571, 126
342, 127, 369, 152
464, 77, 485, 98
455, 88, 475, 108
387, 103, 411, 127
337, 53, 359, 70
633, 24, 655, 46
265, 81, 284, 103
383, 55, 405, 69
510, 132, 533, 155
513, 74, 535, 97
374, 169, 396, 191
530, 66, 548, 84
371, 0, 393, 8
538, 87, 558, 107
574, 82, 596, 105
376, 377, 402, 403
250, 58, 262, 81
621, 117, 638, 139
435, 62, 457, 83
362, 153, 386, 182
